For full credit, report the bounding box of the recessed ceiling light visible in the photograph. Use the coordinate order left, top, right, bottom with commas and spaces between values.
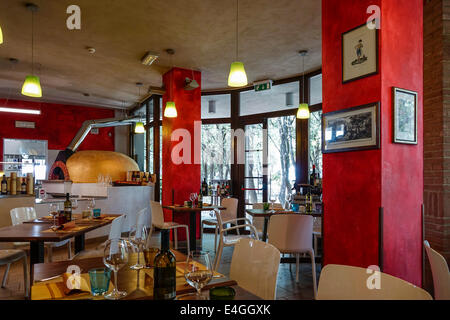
86, 47, 96, 54
141, 51, 159, 66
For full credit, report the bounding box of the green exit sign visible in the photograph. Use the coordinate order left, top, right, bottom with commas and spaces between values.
254, 80, 273, 92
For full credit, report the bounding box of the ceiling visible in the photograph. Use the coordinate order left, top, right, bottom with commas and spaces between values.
0, 0, 322, 110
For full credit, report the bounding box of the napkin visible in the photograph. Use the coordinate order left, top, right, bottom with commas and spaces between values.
32, 273, 91, 300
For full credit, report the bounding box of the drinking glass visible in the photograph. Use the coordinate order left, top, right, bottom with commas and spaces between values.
49, 203, 59, 230
269, 196, 276, 211
87, 198, 96, 216
103, 239, 129, 300
184, 251, 213, 299
88, 268, 111, 296
129, 225, 148, 270
71, 198, 78, 213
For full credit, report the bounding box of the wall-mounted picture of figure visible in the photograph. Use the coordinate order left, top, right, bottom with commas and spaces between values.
342, 22, 378, 83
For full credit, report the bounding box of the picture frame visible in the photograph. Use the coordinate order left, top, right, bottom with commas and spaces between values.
322, 102, 380, 154
342, 22, 379, 83
392, 87, 418, 144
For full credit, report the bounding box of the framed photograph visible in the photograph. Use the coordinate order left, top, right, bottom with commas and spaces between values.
322, 102, 380, 153
393, 87, 418, 144
342, 22, 378, 83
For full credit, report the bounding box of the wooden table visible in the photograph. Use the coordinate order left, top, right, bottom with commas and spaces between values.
0, 214, 120, 282
162, 206, 225, 251
32, 251, 259, 300
246, 209, 322, 242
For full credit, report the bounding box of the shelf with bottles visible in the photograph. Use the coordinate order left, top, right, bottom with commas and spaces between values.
1, 171, 35, 197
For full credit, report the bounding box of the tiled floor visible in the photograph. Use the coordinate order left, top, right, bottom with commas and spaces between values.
0, 232, 321, 300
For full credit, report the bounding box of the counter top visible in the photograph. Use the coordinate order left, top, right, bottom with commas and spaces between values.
0, 194, 35, 199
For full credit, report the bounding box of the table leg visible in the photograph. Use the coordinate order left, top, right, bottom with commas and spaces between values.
74, 234, 85, 254
189, 211, 197, 251
262, 217, 269, 242
30, 241, 44, 284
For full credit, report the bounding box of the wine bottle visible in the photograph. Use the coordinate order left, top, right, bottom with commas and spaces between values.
153, 230, 176, 300
64, 193, 72, 222
1, 175, 7, 195
21, 178, 27, 194
310, 165, 316, 186
198, 188, 203, 208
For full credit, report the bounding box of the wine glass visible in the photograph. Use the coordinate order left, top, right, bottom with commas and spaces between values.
269, 195, 276, 211
129, 225, 148, 270
71, 198, 78, 215
103, 239, 129, 300
87, 198, 96, 215
285, 193, 292, 210
184, 251, 213, 300
49, 203, 59, 230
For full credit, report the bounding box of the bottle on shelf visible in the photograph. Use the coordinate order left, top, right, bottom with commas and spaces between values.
153, 229, 176, 300
201, 178, 208, 196
10, 172, 17, 195
21, 178, 27, 194
1, 175, 7, 195
64, 193, 72, 222
310, 165, 316, 186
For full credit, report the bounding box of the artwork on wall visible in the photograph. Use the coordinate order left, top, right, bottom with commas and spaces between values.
322, 102, 380, 153
392, 87, 418, 145
342, 22, 378, 83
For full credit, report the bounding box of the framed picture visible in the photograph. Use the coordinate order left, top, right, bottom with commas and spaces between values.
342, 22, 378, 83
393, 87, 418, 144
322, 102, 380, 153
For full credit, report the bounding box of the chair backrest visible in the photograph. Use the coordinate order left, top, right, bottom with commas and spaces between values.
230, 238, 281, 300
316, 264, 433, 300
10, 207, 37, 225
150, 201, 165, 228
424, 240, 450, 300
267, 214, 313, 253
108, 215, 125, 240
134, 209, 147, 239
219, 198, 239, 222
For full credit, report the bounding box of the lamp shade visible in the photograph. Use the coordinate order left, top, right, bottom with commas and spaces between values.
228, 61, 248, 87
21, 75, 42, 98
134, 122, 145, 134
164, 101, 177, 118
0, 26, 3, 44
296, 103, 310, 119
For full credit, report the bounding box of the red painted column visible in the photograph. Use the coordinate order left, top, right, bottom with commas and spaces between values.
322, 0, 423, 285
162, 67, 202, 242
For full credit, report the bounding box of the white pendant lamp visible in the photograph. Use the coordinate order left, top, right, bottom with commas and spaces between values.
297, 50, 310, 119
0, 25, 3, 44
164, 49, 178, 118
22, 3, 42, 98
228, 0, 247, 87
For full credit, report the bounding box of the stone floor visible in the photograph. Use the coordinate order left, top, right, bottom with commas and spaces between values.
0, 232, 321, 300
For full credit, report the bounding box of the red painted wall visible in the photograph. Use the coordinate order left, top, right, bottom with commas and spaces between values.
162, 68, 202, 241
380, 0, 423, 286
322, 0, 423, 285
0, 99, 115, 163
322, 0, 382, 269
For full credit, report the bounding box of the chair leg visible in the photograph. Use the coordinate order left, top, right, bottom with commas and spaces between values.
213, 226, 218, 253
184, 226, 190, 254
67, 240, 72, 260
22, 255, 29, 298
213, 242, 224, 272
174, 228, 178, 250
309, 249, 317, 299
1, 263, 11, 288
295, 253, 300, 283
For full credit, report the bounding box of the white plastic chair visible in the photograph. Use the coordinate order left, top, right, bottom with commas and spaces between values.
213, 208, 259, 271
149, 201, 190, 253
72, 215, 125, 260
229, 238, 281, 300
424, 240, 450, 300
201, 198, 247, 253
10, 207, 72, 262
267, 214, 317, 297
1, 249, 29, 298
316, 264, 433, 300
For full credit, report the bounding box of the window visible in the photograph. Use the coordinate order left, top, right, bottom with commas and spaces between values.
201, 94, 231, 119
201, 123, 231, 181
309, 74, 322, 106
132, 103, 147, 171
309, 110, 323, 177
240, 82, 299, 116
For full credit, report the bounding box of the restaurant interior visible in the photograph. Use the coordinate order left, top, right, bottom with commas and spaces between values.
0, 0, 448, 302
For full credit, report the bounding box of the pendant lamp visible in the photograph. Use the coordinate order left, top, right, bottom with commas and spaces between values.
164, 49, 178, 118
0, 25, 3, 44
22, 3, 42, 98
228, 0, 247, 87
297, 50, 310, 119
